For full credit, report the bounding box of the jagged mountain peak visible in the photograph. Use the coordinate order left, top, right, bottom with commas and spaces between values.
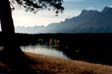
78, 9, 100, 18
16, 6, 112, 33
102, 6, 112, 13
80, 6, 112, 16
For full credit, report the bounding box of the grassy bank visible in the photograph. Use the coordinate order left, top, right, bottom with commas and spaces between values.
26, 52, 112, 74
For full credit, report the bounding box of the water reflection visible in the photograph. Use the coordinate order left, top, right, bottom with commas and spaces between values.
21, 44, 68, 59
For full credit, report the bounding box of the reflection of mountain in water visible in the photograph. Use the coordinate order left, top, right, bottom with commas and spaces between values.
16, 6, 112, 33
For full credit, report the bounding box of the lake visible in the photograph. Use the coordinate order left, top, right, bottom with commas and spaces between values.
21, 44, 68, 59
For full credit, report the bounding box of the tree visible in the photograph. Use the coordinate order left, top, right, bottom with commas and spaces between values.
0, 0, 64, 73
13, 0, 64, 14
0, 0, 64, 33
0, 0, 15, 33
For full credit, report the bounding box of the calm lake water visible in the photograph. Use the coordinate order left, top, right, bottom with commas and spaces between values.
21, 44, 68, 59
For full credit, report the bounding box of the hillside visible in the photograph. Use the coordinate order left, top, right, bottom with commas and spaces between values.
27, 53, 112, 74
16, 6, 112, 33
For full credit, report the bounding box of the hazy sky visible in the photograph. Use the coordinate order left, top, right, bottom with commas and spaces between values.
12, 0, 112, 27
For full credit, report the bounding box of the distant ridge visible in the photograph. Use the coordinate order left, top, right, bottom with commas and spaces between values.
16, 6, 112, 33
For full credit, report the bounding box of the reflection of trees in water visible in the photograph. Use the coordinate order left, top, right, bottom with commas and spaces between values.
22, 44, 68, 59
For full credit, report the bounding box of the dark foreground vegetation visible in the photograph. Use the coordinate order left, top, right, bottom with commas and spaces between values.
0, 32, 112, 66
0, 32, 38, 73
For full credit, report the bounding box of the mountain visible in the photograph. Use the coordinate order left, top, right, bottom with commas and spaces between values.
16, 6, 112, 33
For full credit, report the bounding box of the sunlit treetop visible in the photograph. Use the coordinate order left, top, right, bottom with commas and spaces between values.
10, 0, 64, 15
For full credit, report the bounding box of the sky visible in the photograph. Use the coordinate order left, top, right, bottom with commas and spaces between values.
12, 0, 112, 27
